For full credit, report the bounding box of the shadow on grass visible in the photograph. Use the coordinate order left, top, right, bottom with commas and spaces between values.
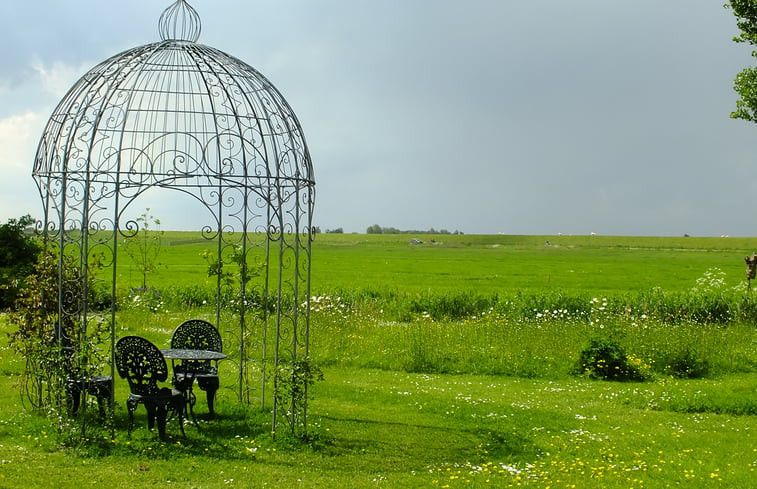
314, 412, 541, 470
67, 399, 278, 459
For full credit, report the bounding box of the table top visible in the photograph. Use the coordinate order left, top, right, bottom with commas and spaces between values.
161, 348, 227, 361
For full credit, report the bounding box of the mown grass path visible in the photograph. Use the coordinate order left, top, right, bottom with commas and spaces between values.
0, 360, 754, 488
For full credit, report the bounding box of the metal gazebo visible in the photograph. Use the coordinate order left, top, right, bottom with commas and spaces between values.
32, 0, 315, 433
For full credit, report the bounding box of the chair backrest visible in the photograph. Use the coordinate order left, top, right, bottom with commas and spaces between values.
171, 319, 222, 352
171, 319, 222, 374
115, 336, 168, 396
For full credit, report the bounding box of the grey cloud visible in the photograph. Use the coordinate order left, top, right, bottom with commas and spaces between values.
1, 1, 757, 235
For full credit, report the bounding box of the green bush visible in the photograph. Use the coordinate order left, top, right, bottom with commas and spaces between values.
574, 336, 649, 381
404, 324, 438, 373
6, 252, 110, 427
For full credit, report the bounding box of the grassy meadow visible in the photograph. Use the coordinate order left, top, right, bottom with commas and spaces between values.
1, 233, 756, 488
122, 232, 757, 294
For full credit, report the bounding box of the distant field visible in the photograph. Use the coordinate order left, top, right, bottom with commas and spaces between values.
118, 232, 757, 295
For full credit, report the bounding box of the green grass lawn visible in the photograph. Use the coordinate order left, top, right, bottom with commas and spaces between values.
1, 306, 755, 488
0, 359, 754, 488
1, 234, 756, 488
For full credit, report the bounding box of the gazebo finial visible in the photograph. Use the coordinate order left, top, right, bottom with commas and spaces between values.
159, 0, 201, 42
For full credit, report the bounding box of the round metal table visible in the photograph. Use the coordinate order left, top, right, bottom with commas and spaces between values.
161, 349, 227, 425
161, 349, 227, 362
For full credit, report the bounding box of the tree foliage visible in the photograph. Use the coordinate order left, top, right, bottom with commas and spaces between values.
727, 1, 757, 122
365, 224, 462, 235
0, 215, 42, 308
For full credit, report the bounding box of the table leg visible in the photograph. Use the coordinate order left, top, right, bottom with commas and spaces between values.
171, 360, 201, 430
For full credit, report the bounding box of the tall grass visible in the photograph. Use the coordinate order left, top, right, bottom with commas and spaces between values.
307, 288, 757, 380
316, 283, 757, 322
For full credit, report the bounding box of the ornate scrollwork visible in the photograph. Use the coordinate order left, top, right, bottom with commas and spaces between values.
118, 219, 140, 239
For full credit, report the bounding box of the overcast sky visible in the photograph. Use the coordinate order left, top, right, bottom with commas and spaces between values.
1, 0, 757, 236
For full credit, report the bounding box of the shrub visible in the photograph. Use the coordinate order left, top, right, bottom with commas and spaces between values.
7, 252, 109, 418
574, 336, 649, 381
273, 357, 324, 434
121, 208, 163, 289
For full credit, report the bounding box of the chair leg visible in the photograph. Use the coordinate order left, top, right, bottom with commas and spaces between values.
126, 397, 139, 438
187, 389, 197, 422
206, 388, 217, 418
71, 391, 82, 416
127, 408, 135, 438
198, 377, 220, 417
155, 405, 168, 441
96, 396, 107, 417
65, 380, 82, 415
176, 398, 186, 438
145, 404, 157, 431
92, 377, 113, 417
155, 398, 186, 440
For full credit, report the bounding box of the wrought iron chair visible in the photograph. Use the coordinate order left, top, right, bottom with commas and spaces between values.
65, 367, 113, 416
170, 319, 222, 417
115, 336, 186, 440
55, 323, 113, 417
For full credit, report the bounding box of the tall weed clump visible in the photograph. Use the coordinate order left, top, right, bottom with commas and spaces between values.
406, 291, 498, 321
500, 291, 593, 320
657, 345, 710, 379
632, 268, 757, 324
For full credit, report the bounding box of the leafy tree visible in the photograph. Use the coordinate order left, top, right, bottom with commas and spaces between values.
366, 224, 383, 234
727, 1, 757, 121
0, 215, 41, 308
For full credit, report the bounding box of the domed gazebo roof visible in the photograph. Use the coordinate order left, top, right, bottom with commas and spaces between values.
33, 0, 313, 221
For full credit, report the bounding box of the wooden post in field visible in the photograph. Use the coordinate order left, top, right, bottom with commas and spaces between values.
745, 254, 757, 290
